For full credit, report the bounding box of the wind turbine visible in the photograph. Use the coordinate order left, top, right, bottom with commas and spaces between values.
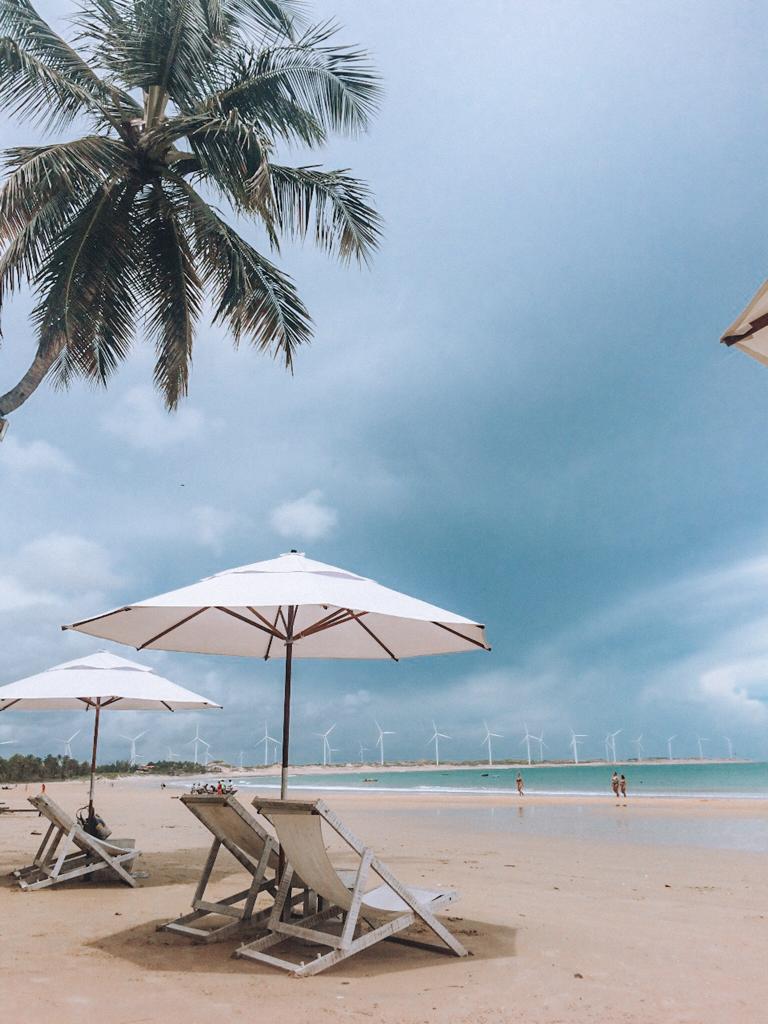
314, 725, 336, 767
201, 741, 213, 766
120, 730, 147, 767
186, 724, 208, 766
569, 730, 586, 765
723, 736, 734, 760
482, 721, 502, 766
520, 724, 535, 766
604, 732, 612, 762
697, 736, 708, 761
238, 750, 245, 770
60, 730, 80, 758
666, 735, 676, 761
259, 721, 278, 766
375, 720, 395, 767
166, 745, 179, 761
608, 730, 622, 764
633, 735, 644, 761
427, 721, 450, 767
0, 738, 15, 748
328, 746, 340, 766
358, 742, 369, 764
533, 731, 547, 763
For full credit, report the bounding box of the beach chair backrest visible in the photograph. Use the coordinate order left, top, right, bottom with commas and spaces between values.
29, 794, 76, 832
182, 795, 279, 870
257, 802, 356, 911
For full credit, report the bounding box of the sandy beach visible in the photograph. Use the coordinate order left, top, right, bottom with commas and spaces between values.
1, 780, 766, 1024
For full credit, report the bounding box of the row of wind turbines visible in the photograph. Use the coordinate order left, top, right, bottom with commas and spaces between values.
568, 729, 735, 764
0, 722, 739, 768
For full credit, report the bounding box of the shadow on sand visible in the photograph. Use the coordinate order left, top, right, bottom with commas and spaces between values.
88, 912, 517, 979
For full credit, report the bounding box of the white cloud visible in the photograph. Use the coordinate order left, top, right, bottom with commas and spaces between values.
100, 386, 205, 450
13, 533, 121, 593
269, 490, 338, 541
0, 436, 75, 475
341, 689, 372, 712
0, 575, 57, 612
189, 505, 237, 551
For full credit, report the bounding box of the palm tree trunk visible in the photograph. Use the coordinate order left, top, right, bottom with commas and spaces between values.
0, 345, 59, 420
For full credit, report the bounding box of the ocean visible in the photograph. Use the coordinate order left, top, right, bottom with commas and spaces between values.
226, 761, 768, 799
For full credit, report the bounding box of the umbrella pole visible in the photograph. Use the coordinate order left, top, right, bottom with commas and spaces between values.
87, 700, 101, 821
280, 608, 296, 800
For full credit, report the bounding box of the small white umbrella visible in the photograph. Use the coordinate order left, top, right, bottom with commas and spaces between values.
64, 551, 490, 796
721, 278, 768, 366
0, 651, 220, 819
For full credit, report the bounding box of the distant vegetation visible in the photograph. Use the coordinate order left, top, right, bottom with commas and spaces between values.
0, 753, 89, 782
0, 755, 208, 782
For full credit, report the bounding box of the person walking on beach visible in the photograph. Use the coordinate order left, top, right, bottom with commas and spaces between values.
516, 772, 525, 796
619, 774, 627, 798
611, 771, 619, 797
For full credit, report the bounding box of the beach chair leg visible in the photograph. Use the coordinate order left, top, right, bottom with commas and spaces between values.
194, 838, 221, 903
243, 837, 274, 920
268, 863, 294, 928
339, 848, 372, 949
369, 857, 468, 957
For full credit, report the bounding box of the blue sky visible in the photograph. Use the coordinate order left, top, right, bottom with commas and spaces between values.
2, 0, 768, 766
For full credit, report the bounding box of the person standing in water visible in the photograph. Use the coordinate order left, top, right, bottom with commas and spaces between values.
611, 771, 619, 798
619, 774, 627, 798
516, 772, 525, 796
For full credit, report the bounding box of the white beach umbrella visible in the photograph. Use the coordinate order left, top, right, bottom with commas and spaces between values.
721, 278, 768, 366
63, 551, 490, 796
0, 651, 220, 819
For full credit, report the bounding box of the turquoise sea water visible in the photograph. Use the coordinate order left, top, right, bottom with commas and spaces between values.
226, 761, 768, 799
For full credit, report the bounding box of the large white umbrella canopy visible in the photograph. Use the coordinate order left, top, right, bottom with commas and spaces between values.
64, 551, 490, 796
0, 651, 220, 818
721, 278, 768, 366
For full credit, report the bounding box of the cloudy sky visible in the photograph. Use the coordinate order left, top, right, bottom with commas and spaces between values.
2, 0, 768, 766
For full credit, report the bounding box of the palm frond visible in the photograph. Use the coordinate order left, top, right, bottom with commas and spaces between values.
135, 178, 203, 407
168, 173, 311, 368
0, 137, 131, 239
0, 0, 139, 126
267, 163, 381, 264
0, 37, 100, 129
146, 109, 272, 215
30, 180, 140, 386
199, 49, 325, 145
216, 0, 302, 38
232, 21, 380, 136
85, 0, 219, 111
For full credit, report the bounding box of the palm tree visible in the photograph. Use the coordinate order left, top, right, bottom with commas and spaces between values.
0, 0, 380, 434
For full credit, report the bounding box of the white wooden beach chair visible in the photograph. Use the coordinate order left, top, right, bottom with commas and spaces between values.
235, 798, 469, 977
12, 794, 139, 891
161, 794, 282, 943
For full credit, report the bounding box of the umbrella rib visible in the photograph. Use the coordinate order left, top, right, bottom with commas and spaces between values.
217, 607, 284, 639
246, 606, 286, 640
77, 696, 123, 709
62, 606, 132, 630
344, 609, 399, 661
0, 699, 21, 711
137, 607, 208, 650
264, 606, 282, 660
722, 310, 768, 345
293, 608, 358, 641
432, 621, 491, 651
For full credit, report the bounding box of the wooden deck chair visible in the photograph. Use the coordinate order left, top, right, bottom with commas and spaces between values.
12, 794, 139, 891
161, 794, 282, 943
235, 798, 469, 977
